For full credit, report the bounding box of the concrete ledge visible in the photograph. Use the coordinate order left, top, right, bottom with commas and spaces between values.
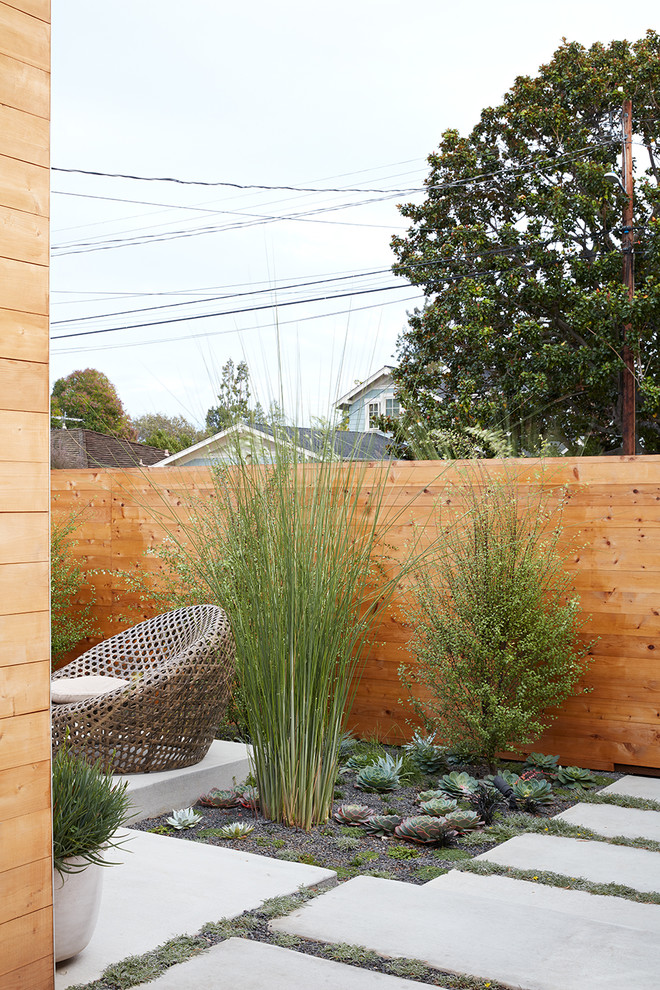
116, 740, 251, 822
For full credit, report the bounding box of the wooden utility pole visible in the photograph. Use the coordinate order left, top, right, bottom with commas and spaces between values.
621, 98, 636, 455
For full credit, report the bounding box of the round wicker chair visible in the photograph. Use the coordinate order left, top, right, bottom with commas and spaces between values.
51, 605, 235, 773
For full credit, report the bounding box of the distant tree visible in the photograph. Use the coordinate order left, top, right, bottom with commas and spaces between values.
205, 359, 265, 433
51, 369, 135, 439
391, 33, 660, 453
131, 413, 204, 454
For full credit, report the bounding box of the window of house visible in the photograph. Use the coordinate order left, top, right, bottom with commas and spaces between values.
368, 402, 380, 428
385, 397, 400, 419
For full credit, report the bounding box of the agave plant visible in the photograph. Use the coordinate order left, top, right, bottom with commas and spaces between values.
404, 732, 447, 775
394, 815, 457, 846
237, 786, 260, 810
419, 797, 460, 817
524, 752, 560, 774
444, 809, 484, 834
334, 804, 374, 826
362, 814, 402, 838
165, 807, 204, 830
436, 771, 479, 800
556, 766, 597, 789
511, 778, 554, 812
215, 821, 255, 839
355, 754, 403, 793
198, 788, 240, 808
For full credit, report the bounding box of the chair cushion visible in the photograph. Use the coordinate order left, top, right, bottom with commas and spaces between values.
51, 675, 131, 704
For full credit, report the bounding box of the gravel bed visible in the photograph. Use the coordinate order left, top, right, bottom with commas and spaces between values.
129, 754, 623, 885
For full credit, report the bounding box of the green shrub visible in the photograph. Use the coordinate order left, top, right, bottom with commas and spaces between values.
400, 469, 593, 769
51, 511, 98, 668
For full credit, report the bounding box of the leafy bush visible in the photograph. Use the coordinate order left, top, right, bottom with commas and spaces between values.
400, 470, 593, 769
51, 512, 98, 668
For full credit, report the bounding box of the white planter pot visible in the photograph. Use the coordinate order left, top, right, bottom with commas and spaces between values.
53, 857, 104, 963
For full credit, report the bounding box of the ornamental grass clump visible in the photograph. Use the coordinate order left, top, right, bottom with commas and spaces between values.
400, 468, 593, 771
154, 427, 428, 829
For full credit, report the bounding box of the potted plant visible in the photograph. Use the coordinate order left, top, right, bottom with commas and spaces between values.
52, 743, 133, 962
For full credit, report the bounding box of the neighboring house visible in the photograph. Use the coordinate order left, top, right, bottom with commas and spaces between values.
153, 423, 391, 467
51, 429, 168, 469
334, 366, 400, 432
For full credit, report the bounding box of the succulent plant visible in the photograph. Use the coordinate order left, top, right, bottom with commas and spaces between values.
341, 751, 379, 772
468, 780, 505, 824
419, 797, 460, 817
416, 789, 451, 805
511, 777, 554, 812
524, 752, 560, 774
394, 815, 457, 846
355, 754, 403, 793
556, 766, 597, 789
404, 732, 447, 775
338, 730, 357, 758
198, 788, 240, 808
237, 786, 260, 810
362, 814, 402, 838
215, 821, 255, 839
333, 804, 374, 825
165, 807, 204, 830
490, 769, 521, 786
443, 809, 484, 834
436, 771, 479, 800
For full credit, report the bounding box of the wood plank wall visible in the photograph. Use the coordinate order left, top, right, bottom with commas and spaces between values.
51, 456, 660, 773
0, 1, 52, 986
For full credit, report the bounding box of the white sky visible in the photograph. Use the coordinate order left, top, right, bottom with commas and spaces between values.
50, 1, 659, 429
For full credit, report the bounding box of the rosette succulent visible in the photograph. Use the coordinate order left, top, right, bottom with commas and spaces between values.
394, 815, 457, 846
404, 732, 447, 775
444, 809, 483, 834
419, 797, 460, 817
556, 766, 597, 789
362, 814, 402, 838
437, 771, 479, 800
198, 788, 240, 808
416, 789, 452, 805
342, 751, 380, 772
237, 786, 260, 810
355, 754, 403, 793
511, 777, 554, 812
165, 807, 203, 830
334, 804, 374, 826
524, 752, 560, 774
215, 821, 254, 839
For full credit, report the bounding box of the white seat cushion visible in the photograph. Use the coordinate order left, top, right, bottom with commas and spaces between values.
51, 675, 131, 704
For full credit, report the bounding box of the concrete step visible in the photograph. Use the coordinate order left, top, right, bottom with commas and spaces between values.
471, 831, 660, 893
139, 937, 443, 989
56, 830, 335, 990
272, 872, 660, 989
117, 739, 251, 823
599, 774, 660, 803
557, 801, 660, 841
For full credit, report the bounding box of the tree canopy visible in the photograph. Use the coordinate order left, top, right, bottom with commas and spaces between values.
51, 369, 135, 439
131, 413, 204, 454
391, 33, 660, 454
205, 359, 264, 433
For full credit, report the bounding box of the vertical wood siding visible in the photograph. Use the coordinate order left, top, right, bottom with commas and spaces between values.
0, 0, 52, 985
51, 456, 660, 773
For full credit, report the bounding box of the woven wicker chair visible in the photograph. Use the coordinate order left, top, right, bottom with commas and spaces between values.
51, 605, 235, 773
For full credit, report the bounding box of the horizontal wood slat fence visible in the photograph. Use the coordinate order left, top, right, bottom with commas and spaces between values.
52, 456, 660, 772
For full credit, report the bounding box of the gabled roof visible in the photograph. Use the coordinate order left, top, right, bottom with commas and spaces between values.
335, 366, 396, 408
153, 422, 391, 466
51, 429, 167, 469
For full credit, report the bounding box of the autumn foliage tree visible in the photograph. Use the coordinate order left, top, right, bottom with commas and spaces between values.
391, 33, 660, 453
51, 368, 135, 439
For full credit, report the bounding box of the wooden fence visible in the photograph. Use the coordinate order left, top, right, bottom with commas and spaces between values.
52, 456, 660, 773
0, 1, 53, 985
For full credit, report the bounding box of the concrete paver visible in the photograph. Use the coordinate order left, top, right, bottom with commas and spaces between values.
139, 937, 444, 989
471, 831, 660, 892
55, 830, 334, 990
557, 801, 660, 841
599, 774, 660, 803
272, 873, 660, 990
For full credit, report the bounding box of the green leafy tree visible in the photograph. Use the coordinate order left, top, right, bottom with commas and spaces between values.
205, 359, 265, 433
391, 33, 660, 453
51, 369, 135, 439
131, 413, 204, 454
400, 471, 593, 770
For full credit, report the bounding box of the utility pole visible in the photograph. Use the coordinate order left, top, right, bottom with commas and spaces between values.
621, 98, 636, 455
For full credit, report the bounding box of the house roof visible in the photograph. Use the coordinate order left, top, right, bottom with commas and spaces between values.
334, 366, 396, 408
153, 422, 392, 466
51, 429, 168, 469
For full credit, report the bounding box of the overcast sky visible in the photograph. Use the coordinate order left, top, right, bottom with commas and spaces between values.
50, 1, 659, 429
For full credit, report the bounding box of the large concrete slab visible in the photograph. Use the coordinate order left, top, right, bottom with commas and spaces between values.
117, 740, 251, 823
140, 938, 443, 989
472, 832, 660, 893
599, 774, 660, 803
56, 830, 334, 990
557, 802, 660, 841
272, 873, 660, 990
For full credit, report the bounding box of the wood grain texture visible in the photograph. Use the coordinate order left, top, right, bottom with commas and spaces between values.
0, 357, 48, 412
0, 49, 48, 117
0, 562, 48, 615
0, 103, 48, 168
0, 760, 50, 823
0, 908, 52, 978
0, 205, 48, 265
0, 710, 50, 771
0, 511, 47, 563
0, 411, 48, 463
0, 257, 47, 314
0, 660, 49, 717
0, 306, 48, 362
0, 858, 51, 925
0, 807, 50, 872
0, 611, 49, 667
0, 954, 53, 990
0, 2, 49, 70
